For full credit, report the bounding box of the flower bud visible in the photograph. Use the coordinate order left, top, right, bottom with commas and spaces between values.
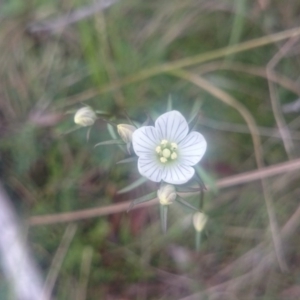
193, 212, 208, 232
117, 124, 136, 143
74, 107, 97, 127
157, 183, 176, 206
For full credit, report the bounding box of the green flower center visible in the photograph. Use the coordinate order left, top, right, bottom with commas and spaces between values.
155, 140, 178, 163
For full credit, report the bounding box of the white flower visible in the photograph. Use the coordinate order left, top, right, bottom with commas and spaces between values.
157, 183, 177, 205
193, 212, 208, 232
117, 124, 136, 143
74, 107, 97, 126
132, 110, 207, 185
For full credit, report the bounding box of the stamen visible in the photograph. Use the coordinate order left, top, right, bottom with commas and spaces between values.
156, 146, 162, 154
171, 143, 177, 150
161, 140, 168, 146
171, 152, 177, 160
160, 157, 167, 163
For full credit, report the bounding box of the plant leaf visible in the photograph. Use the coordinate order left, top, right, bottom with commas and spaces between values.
167, 94, 172, 111
94, 139, 124, 148
195, 165, 217, 193
127, 191, 157, 211
176, 196, 199, 212
118, 176, 147, 194
116, 157, 137, 164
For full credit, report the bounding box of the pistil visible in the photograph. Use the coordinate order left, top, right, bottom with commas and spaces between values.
156, 140, 178, 163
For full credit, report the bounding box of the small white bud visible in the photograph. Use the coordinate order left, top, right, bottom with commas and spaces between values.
74, 107, 97, 127
117, 124, 136, 143
156, 146, 162, 154
157, 183, 176, 205
193, 212, 208, 232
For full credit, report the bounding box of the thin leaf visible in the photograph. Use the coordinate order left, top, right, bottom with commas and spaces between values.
122, 109, 138, 128
107, 123, 117, 139
60, 125, 81, 135
127, 191, 157, 211
176, 196, 199, 212
188, 100, 203, 123
167, 94, 172, 111
86, 126, 92, 141
199, 189, 204, 210
160, 204, 168, 233
188, 112, 200, 131
194, 165, 217, 193
116, 157, 137, 164
94, 139, 124, 148
95, 110, 109, 115
118, 176, 147, 194
99, 118, 117, 128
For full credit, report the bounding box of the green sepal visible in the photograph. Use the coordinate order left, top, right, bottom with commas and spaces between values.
94, 139, 124, 148
160, 204, 168, 233
127, 191, 157, 211
118, 176, 148, 194
116, 157, 137, 164
142, 112, 154, 126
176, 196, 199, 212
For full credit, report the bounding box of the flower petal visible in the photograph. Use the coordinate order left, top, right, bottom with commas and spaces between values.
155, 111, 189, 143
161, 164, 195, 184
132, 126, 159, 157
178, 131, 207, 166
137, 156, 163, 182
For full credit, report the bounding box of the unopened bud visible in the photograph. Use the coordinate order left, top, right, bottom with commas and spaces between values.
74, 107, 97, 126
193, 212, 208, 232
157, 183, 176, 205
117, 124, 136, 143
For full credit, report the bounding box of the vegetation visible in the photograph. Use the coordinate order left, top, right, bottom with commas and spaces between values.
1, 0, 300, 299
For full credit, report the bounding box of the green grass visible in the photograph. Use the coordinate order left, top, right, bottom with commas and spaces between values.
1, 0, 300, 299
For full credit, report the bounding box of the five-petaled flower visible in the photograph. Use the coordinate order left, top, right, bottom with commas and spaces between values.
132, 110, 207, 185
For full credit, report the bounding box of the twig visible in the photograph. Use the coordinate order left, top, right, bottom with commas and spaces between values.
0, 183, 45, 300
197, 61, 300, 97
180, 203, 300, 300
169, 69, 287, 271
28, 158, 300, 226
266, 37, 299, 159
197, 116, 300, 139
58, 26, 300, 108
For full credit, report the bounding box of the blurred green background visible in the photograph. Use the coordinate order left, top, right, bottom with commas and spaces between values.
1, 0, 300, 299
